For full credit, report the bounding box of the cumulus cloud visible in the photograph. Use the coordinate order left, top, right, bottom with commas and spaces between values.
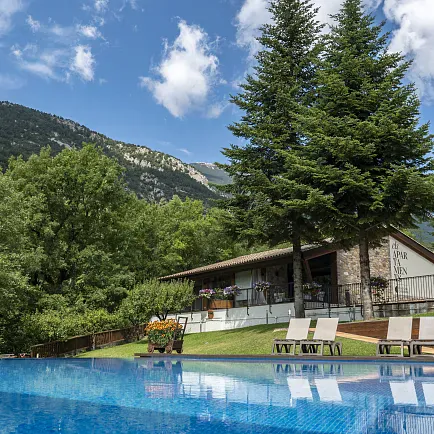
383, 0, 434, 99
235, 0, 434, 100
70, 45, 95, 81
235, 0, 272, 60
140, 20, 219, 118
0, 0, 23, 35
235, 0, 382, 60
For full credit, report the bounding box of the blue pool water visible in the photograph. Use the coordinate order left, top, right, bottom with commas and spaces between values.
1, 359, 434, 433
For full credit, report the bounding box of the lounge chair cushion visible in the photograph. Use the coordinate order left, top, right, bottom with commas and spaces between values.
418, 317, 434, 340
284, 318, 311, 340
312, 318, 339, 341
386, 317, 412, 341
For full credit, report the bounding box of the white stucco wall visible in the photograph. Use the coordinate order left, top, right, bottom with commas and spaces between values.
389, 235, 434, 279
155, 303, 364, 334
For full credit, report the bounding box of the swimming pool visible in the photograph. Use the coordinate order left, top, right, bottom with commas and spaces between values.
1, 358, 434, 433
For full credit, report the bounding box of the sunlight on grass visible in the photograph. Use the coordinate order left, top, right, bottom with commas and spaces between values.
77, 322, 378, 358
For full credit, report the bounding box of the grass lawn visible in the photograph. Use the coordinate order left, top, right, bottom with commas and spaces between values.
77, 322, 378, 358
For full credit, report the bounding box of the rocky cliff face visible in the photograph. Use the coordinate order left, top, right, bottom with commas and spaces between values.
0, 102, 219, 203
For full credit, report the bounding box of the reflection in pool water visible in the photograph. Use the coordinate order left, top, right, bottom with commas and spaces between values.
1, 358, 434, 433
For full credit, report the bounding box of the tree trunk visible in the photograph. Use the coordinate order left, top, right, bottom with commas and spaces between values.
292, 232, 305, 318
359, 231, 374, 320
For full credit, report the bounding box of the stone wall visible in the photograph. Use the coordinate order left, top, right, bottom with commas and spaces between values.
337, 238, 391, 285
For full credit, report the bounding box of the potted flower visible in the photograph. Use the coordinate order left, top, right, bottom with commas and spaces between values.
370, 276, 388, 303
146, 319, 184, 354
199, 288, 216, 318
210, 285, 241, 310
254, 281, 271, 292
302, 282, 322, 300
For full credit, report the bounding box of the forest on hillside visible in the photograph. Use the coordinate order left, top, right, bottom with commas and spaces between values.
0, 102, 219, 203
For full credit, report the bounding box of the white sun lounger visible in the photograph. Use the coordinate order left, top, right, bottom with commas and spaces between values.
390, 381, 418, 405
410, 317, 434, 357
287, 378, 313, 400
376, 317, 412, 357
272, 318, 311, 355
315, 378, 342, 402
299, 318, 342, 356
423, 383, 434, 406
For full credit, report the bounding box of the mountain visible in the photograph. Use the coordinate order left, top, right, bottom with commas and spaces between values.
0, 102, 219, 203
190, 162, 232, 185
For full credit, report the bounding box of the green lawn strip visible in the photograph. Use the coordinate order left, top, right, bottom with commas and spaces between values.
411, 312, 434, 318
77, 322, 377, 358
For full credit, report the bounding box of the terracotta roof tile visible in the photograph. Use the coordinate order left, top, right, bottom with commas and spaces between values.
160, 244, 317, 280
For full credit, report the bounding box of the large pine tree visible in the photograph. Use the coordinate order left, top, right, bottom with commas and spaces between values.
301, 0, 434, 319
220, 0, 330, 318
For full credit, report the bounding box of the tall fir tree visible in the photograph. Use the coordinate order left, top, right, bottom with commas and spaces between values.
220, 0, 330, 318
301, 0, 434, 319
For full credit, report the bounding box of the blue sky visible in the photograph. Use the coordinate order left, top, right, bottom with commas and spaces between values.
0, 0, 433, 164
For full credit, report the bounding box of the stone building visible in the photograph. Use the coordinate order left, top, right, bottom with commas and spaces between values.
161, 230, 434, 314
158, 230, 434, 333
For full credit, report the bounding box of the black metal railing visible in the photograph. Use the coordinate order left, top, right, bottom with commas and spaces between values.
189, 274, 434, 315
305, 274, 434, 310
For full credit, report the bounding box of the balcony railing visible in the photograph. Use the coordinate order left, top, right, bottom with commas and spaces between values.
191, 274, 434, 313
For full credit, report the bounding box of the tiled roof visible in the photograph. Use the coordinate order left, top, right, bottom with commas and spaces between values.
160, 244, 318, 280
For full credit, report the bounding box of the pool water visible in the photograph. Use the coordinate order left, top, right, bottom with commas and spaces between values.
1, 358, 434, 433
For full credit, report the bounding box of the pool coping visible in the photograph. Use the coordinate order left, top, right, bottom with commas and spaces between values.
133, 353, 434, 364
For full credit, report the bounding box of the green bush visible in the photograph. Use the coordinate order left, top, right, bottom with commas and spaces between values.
26, 308, 126, 345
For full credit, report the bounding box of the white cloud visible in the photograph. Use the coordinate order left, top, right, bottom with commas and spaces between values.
0, 73, 25, 89
95, 0, 109, 12
234, 0, 434, 100
99, 77, 107, 84
70, 45, 95, 81
129, 0, 138, 9
26, 15, 41, 32
140, 20, 219, 118
178, 148, 192, 156
0, 0, 23, 35
78, 25, 102, 39
235, 0, 381, 60
14, 46, 68, 80
383, 0, 434, 99
206, 101, 229, 118
24, 17, 77, 40
20, 61, 56, 79
14, 14, 101, 84
49, 24, 75, 38
235, 0, 272, 60
10, 45, 21, 58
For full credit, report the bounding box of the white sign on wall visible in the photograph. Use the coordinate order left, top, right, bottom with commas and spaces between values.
389, 236, 434, 279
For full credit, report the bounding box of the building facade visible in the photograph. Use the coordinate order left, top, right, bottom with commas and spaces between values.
160, 230, 434, 333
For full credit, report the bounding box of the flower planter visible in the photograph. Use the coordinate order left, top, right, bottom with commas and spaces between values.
209, 300, 234, 310
145, 317, 188, 355
147, 339, 184, 354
